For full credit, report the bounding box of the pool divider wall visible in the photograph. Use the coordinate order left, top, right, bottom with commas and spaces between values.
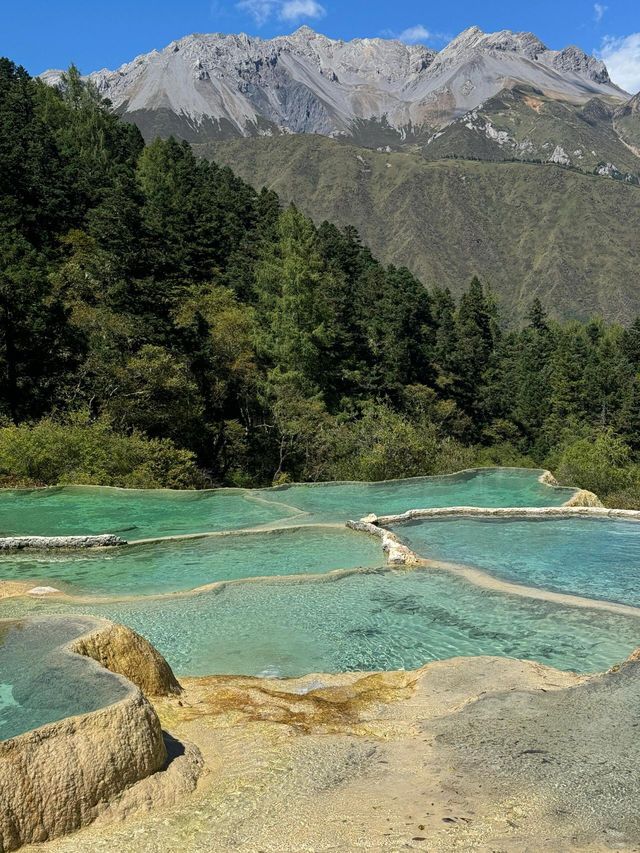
372, 503, 640, 529
0, 617, 198, 853
345, 519, 423, 565
0, 534, 126, 551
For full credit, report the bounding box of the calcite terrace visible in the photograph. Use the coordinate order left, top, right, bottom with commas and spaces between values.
0, 616, 200, 852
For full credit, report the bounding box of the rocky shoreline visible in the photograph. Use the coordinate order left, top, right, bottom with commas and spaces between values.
16, 636, 640, 852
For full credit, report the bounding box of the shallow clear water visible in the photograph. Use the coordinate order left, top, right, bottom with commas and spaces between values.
4, 568, 639, 678
391, 516, 640, 608
0, 486, 297, 539
0, 616, 130, 741
0, 469, 572, 539
0, 527, 383, 597
3, 468, 633, 693
257, 468, 574, 524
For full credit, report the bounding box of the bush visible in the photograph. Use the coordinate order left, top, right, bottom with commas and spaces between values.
553, 430, 632, 498
0, 412, 205, 488
317, 403, 475, 482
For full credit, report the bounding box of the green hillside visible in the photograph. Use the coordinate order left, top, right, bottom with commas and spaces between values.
196, 134, 640, 323
421, 88, 640, 177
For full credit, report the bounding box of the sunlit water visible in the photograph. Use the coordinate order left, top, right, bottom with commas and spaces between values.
3, 569, 639, 678
0, 527, 383, 597
2, 468, 638, 687
0, 616, 130, 740
0, 468, 572, 539
390, 516, 640, 608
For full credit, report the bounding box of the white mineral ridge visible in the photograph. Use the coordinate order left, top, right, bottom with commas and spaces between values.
42, 25, 629, 137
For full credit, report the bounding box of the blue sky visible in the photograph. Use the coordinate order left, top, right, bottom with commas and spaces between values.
3, 0, 640, 91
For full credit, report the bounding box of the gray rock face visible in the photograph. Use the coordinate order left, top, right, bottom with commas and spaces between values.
42, 26, 628, 143
0, 534, 125, 550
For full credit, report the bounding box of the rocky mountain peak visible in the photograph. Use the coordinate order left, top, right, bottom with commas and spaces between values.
440, 26, 547, 60
41, 26, 628, 144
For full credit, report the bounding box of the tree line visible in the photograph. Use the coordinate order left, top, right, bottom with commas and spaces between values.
1, 57, 639, 505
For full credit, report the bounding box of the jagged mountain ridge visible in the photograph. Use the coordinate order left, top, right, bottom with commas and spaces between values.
42, 26, 629, 143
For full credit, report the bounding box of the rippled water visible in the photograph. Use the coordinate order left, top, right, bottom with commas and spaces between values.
2, 468, 636, 686
0, 468, 572, 539
391, 516, 640, 608
0, 527, 383, 597
4, 568, 639, 677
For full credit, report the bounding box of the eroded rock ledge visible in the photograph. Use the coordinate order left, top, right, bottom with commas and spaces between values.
32, 648, 640, 852
0, 617, 199, 853
0, 534, 126, 551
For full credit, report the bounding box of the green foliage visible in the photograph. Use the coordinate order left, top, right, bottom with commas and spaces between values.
3, 60, 640, 499
0, 413, 203, 488
554, 430, 633, 498
198, 134, 640, 326
314, 403, 474, 483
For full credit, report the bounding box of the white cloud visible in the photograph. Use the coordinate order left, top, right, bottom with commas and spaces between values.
279, 0, 326, 22
381, 24, 442, 45
594, 3, 607, 23
397, 25, 431, 44
236, 0, 325, 25
236, 0, 276, 26
599, 33, 640, 93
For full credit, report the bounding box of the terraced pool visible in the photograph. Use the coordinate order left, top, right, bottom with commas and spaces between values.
0, 526, 383, 597
389, 515, 640, 608
5, 568, 640, 677
0, 468, 573, 539
2, 467, 639, 686
0, 616, 130, 740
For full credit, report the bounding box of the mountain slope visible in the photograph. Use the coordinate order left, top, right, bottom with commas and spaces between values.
42, 26, 628, 146
196, 134, 640, 323
423, 86, 640, 177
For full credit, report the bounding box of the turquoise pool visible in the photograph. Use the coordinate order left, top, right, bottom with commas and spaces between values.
0, 486, 298, 539
4, 568, 639, 677
256, 468, 574, 523
0, 526, 383, 597
3, 467, 634, 686
390, 516, 640, 608
0, 468, 572, 540
0, 616, 130, 741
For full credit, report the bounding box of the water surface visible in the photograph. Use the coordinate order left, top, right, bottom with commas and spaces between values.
0, 616, 130, 741
391, 516, 640, 608
0, 527, 382, 597
4, 568, 638, 678
256, 468, 574, 524
0, 469, 572, 540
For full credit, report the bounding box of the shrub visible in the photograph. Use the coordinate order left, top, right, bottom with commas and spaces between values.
553, 430, 632, 498
0, 412, 205, 488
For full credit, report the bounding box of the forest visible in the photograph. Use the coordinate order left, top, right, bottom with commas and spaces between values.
2, 57, 640, 507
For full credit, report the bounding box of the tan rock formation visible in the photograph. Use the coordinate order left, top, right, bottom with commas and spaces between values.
72, 621, 182, 697
563, 488, 603, 507
0, 681, 166, 852
347, 518, 423, 565
0, 617, 198, 853
538, 470, 559, 486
